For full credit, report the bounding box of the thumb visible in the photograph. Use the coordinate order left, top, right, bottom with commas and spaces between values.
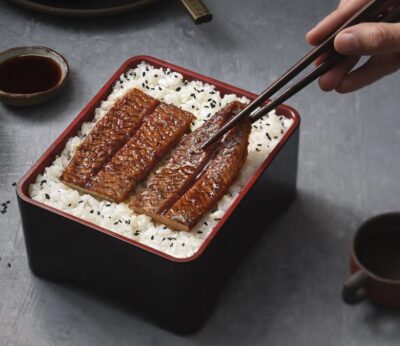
334, 22, 400, 55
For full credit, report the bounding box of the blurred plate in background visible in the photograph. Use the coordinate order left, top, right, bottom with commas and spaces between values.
7, 0, 161, 17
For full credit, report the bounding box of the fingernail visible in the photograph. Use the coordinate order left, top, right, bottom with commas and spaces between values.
337, 32, 359, 54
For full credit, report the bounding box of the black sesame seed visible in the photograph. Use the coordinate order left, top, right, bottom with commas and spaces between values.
151, 235, 154, 240
7, 263, 11, 268
79, 200, 83, 204
204, 222, 208, 226
158, 87, 162, 91
197, 231, 203, 234
142, 72, 146, 77
68, 203, 72, 207
182, 243, 185, 247
175, 87, 181, 92
12, 182, 16, 186
170, 243, 173, 247
266, 133, 272, 141
45, 194, 50, 200
146, 67, 149, 72
114, 222, 118, 225
90, 210, 94, 214
97, 211, 100, 216
154, 74, 158, 78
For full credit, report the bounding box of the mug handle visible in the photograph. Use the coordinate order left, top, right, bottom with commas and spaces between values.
342, 270, 369, 305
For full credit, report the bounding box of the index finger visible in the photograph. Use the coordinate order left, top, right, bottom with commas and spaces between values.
306, 0, 369, 46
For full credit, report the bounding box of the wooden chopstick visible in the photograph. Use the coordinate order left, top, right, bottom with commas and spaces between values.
201, 0, 396, 150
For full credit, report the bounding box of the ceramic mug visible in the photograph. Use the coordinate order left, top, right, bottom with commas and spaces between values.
342, 212, 400, 307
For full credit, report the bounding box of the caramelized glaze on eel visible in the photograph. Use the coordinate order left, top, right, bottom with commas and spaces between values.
130, 101, 250, 231
61, 89, 193, 203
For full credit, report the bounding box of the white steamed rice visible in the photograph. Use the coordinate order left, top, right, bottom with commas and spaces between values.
29, 62, 293, 259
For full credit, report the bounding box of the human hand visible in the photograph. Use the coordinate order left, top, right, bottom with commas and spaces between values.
306, 0, 400, 93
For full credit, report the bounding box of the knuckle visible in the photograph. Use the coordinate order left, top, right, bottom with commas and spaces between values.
366, 25, 391, 51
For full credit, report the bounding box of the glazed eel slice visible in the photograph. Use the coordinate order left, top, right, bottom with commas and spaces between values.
85, 103, 195, 203
129, 101, 246, 221
61, 88, 159, 189
153, 119, 251, 231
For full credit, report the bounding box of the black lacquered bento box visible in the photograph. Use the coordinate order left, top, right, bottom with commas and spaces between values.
17, 56, 300, 334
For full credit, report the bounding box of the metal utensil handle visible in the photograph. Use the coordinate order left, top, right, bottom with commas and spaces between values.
179, 0, 212, 24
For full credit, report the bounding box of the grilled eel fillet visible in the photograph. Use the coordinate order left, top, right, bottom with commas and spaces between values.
86, 103, 194, 202
61, 88, 159, 189
129, 102, 249, 231
160, 119, 250, 231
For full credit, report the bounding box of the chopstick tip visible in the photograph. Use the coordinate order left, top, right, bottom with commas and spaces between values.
200, 138, 213, 150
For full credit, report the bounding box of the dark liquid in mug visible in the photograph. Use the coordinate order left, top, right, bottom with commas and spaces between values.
0, 55, 61, 94
358, 230, 400, 280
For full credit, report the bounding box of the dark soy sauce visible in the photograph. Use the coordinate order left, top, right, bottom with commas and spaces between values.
358, 230, 400, 280
0, 55, 61, 94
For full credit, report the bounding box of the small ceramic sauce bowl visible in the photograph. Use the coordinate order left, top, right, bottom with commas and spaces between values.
0, 46, 69, 106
